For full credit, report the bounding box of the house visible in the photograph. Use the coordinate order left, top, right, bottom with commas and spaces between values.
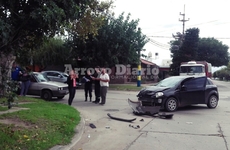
109, 59, 159, 84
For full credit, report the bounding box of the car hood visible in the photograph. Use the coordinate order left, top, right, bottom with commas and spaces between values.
137, 86, 170, 96
41, 81, 68, 87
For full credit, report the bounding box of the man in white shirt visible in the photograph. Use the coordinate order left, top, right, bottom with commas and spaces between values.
99, 68, 110, 105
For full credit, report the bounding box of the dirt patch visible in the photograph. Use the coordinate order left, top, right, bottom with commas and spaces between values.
0, 118, 35, 128
0, 107, 34, 128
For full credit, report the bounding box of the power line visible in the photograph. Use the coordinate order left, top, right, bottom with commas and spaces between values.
147, 38, 170, 50
147, 36, 230, 40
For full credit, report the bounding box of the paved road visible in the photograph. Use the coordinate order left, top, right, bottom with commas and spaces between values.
53, 80, 230, 150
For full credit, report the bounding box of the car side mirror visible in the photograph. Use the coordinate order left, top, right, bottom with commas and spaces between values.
58, 75, 62, 78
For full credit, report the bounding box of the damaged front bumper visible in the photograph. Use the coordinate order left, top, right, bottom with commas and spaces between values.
128, 98, 161, 115
128, 99, 174, 119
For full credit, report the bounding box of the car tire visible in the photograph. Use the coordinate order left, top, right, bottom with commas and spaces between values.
41, 90, 52, 101
57, 96, 65, 99
207, 95, 218, 108
165, 97, 178, 112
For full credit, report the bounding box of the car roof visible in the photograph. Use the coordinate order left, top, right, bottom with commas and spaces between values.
168, 76, 206, 79
41, 70, 66, 73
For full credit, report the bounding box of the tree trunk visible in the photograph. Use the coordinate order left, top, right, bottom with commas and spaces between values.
0, 52, 16, 96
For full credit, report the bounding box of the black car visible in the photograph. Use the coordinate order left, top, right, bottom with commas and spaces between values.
137, 76, 219, 112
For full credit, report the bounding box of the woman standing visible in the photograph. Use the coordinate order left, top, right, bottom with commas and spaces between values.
66, 70, 78, 106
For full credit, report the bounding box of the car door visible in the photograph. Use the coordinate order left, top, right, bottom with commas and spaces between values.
27, 75, 41, 96
179, 77, 206, 106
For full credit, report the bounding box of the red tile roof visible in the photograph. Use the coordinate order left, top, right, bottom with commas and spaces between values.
140, 59, 156, 66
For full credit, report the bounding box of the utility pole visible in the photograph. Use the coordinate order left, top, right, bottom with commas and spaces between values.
137, 28, 141, 87
179, 5, 189, 35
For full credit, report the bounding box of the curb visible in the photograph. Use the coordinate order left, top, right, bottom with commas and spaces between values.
50, 114, 86, 150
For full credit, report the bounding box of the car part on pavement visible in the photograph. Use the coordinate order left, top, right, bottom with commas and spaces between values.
89, 123, 96, 128
129, 124, 140, 129
128, 99, 173, 119
153, 112, 174, 119
128, 98, 161, 115
107, 113, 136, 122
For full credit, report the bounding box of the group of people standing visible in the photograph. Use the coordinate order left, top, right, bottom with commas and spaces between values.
11, 64, 31, 96
66, 66, 110, 106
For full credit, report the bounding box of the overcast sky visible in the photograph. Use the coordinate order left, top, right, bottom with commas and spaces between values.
112, 0, 230, 61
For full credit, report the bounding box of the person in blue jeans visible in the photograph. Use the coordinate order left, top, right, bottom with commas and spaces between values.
19, 69, 31, 96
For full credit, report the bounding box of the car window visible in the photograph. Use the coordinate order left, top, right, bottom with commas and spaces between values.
46, 72, 60, 77
206, 78, 213, 85
34, 73, 49, 82
156, 77, 184, 88
46, 72, 54, 76
30, 76, 37, 82
53, 73, 61, 77
183, 77, 206, 90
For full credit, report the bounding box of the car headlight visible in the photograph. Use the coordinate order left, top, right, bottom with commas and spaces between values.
58, 87, 64, 90
155, 92, 164, 98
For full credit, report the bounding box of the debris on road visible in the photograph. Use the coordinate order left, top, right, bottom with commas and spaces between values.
128, 99, 174, 119
129, 124, 140, 129
89, 123, 96, 128
107, 113, 136, 122
105, 126, 110, 129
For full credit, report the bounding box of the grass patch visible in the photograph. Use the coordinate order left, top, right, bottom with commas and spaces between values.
0, 96, 80, 150
0, 106, 8, 111
109, 84, 145, 91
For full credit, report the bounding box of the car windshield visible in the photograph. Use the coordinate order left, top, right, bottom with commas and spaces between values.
34, 73, 49, 82
155, 77, 184, 88
180, 66, 204, 73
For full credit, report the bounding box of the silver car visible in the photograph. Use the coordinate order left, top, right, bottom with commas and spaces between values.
41, 71, 69, 83
27, 72, 69, 100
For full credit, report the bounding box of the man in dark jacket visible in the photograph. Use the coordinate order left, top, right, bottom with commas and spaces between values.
19, 69, 31, 96
92, 66, 101, 104
83, 70, 93, 102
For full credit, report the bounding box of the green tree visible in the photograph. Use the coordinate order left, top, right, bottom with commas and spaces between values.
69, 13, 149, 67
170, 28, 200, 75
16, 38, 71, 67
0, 0, 113, 71
0, 0, 112, 99
170, 28, 229, 75
0, 0, 113, 54
197, 38, 229, 66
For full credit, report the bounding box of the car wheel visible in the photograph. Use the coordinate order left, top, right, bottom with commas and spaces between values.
207, 95, 218, 108
57, 96, 65, 99
165, 97, 178, 112
41, 90, 52, 101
